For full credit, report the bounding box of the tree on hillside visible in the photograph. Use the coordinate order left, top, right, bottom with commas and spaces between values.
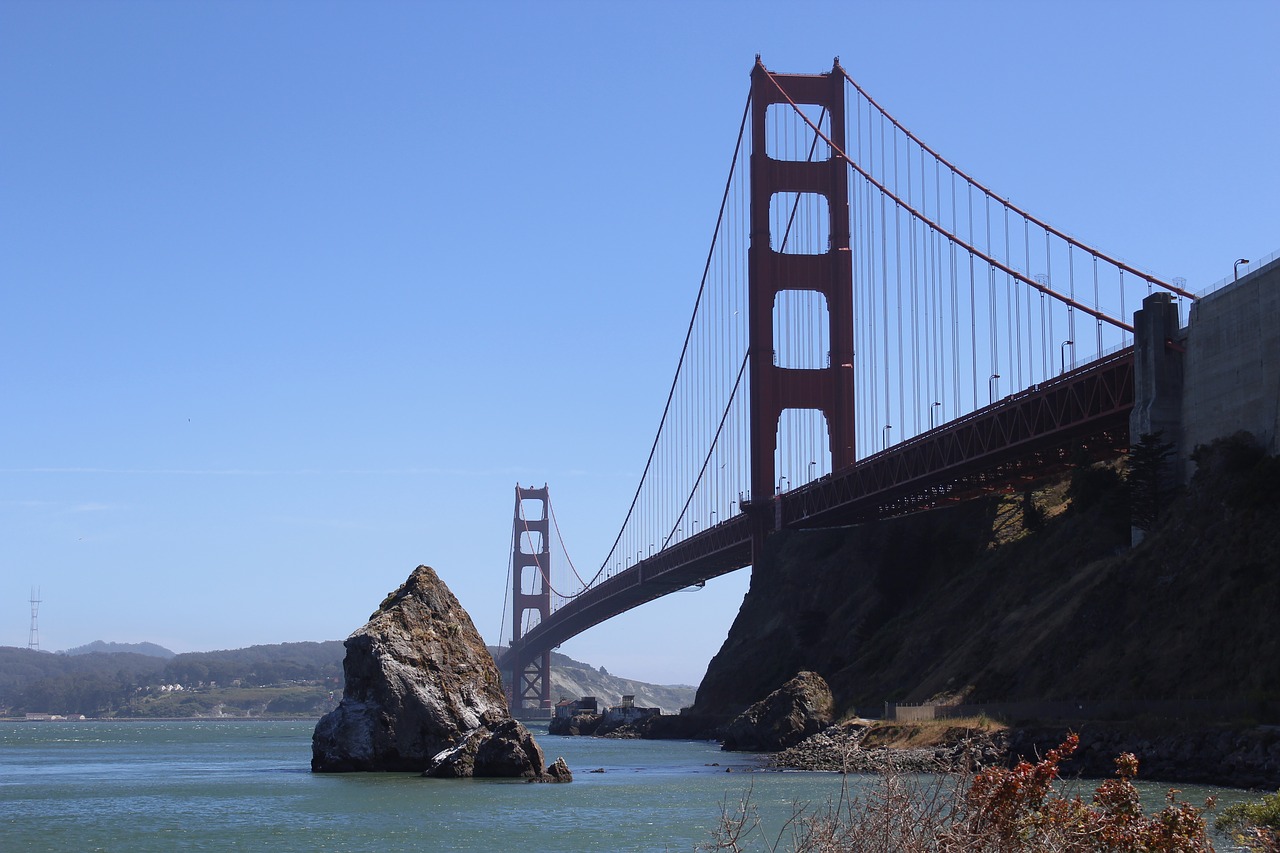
1128, 431, 1176, 532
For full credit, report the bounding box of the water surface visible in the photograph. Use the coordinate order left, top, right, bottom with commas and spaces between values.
0, 720, 1253, 852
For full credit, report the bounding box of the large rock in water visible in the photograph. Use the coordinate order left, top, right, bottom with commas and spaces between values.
311, 565, 569, 781
721, 671, 834, 752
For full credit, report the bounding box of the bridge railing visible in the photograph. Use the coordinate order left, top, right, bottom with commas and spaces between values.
1193, 248, 1279, 302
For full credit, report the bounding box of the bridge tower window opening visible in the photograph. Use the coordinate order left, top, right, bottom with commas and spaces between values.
772, 289, 831, 370
775, 408, 832, 488
518, 570, 544, 597
770, 192, 830, 254
765, 102, 832, 162
517, 608, 542, 632
518, 530, 544, 555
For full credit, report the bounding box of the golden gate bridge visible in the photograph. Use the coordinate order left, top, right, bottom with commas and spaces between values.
496, 58, 1198, 715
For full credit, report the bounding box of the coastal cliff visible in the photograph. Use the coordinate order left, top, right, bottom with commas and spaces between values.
690, 436, 1280, 725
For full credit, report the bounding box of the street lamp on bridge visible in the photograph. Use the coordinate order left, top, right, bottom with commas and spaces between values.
929, 402, 941, 430
882, 424, 892, 450
1234, 258, 1250, 281
989, 374, 1001, 404
776, 476, 790, 495
1060, 340, 1074, 374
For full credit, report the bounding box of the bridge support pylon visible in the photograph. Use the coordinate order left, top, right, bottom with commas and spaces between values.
747, 58, 856, 560
508, 484, 552, 717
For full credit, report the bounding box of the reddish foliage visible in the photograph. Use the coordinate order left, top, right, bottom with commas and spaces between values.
956, 734, 1214, 852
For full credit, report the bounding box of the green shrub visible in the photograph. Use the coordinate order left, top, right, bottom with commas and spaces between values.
1215, 790, 1280, 851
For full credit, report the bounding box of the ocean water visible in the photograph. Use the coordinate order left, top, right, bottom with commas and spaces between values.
0, 720, 842, 852
0, 721, 1253, 852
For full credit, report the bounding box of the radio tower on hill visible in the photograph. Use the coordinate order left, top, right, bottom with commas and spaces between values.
28, 587, 41, 651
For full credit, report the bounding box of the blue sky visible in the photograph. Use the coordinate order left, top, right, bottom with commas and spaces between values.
2, 0, 1276, 685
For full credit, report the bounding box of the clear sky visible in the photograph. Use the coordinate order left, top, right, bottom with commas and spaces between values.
2, 0, 1276, 686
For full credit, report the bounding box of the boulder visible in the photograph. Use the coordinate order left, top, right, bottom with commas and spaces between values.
425, 714, 566, 780
721, 671, 834, 752
311, 565, 569, 781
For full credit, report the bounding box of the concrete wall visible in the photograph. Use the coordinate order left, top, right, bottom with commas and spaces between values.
1180, 256, 1280, 467
1130, 292, 1185, 458
1131, 256, 1280, 480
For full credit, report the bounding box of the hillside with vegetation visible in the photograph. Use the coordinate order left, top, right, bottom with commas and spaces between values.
2, 638, 695, 719
0, 641, 344, 718
691, 433, 1280, 723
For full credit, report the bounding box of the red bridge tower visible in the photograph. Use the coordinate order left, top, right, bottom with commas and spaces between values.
748, 58, 856, 556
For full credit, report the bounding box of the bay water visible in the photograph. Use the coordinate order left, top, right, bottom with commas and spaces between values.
1, 720, 841, 852
0, 720, 1252, 852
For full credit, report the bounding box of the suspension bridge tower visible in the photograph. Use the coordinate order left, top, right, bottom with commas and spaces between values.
508, 484, 552, 718
28, 586, 41, 651
747, 58, 856, 556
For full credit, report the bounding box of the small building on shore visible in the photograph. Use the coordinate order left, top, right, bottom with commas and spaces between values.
601, 694, 660, 728
554, 696, 599, 719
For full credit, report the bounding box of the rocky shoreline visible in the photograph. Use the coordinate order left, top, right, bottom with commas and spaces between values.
767, 720, 1280, 790
550, 669, 1280, 789
770, 721, 1005, 774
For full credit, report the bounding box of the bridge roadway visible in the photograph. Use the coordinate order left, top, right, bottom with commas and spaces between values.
496, 347, 1134, 676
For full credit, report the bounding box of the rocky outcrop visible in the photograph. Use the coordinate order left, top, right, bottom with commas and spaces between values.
721, 671, 834, 752
311, 565, 569, 781
425, 715, 572, 781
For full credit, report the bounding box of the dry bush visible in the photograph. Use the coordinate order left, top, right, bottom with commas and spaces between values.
702, 734, 1215, 852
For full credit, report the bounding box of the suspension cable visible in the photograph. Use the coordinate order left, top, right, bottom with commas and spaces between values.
548, 498, 589, 589
497, 517, 515, 647
662, 348, 749, 549
834, 66, 1193, 300
761, 68, 1136, 333
585, 90, 752, 590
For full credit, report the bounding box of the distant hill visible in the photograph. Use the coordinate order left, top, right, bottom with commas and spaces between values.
490, 647, 697, 713
3, 637, 694, 718
62, 640, 175, 659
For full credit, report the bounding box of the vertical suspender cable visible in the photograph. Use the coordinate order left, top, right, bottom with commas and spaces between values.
987, 194, 998, 392
950, 171, 960, 417
1024, 217, 1033, 384
1068, 245, 1077, 357
1093, 254, 1102, 355
968, 183, 977, 412
1045, 230, 1054, 372
892, 113, 904, 438
1005, 205, 1018, 391
883, 127, 893, 432
1119, 269, 1127, 345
